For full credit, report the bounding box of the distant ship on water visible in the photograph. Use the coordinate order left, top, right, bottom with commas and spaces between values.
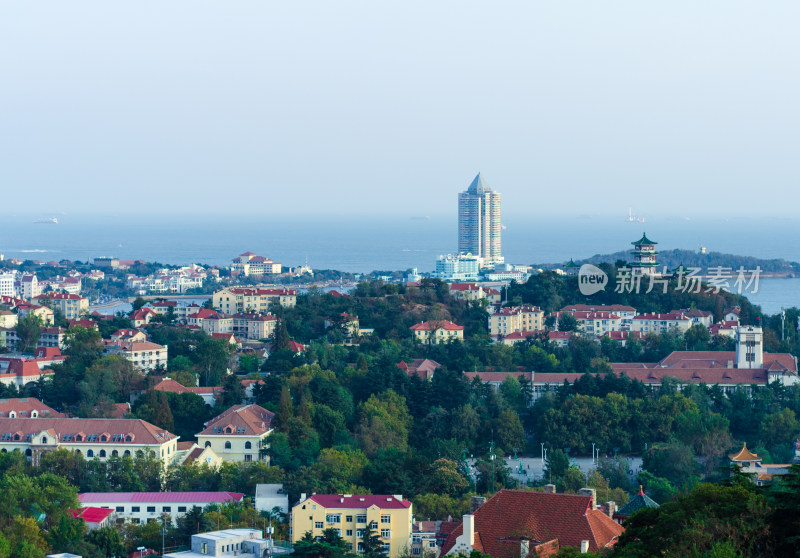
626, 208, 645, 223
33, 217, 58, 224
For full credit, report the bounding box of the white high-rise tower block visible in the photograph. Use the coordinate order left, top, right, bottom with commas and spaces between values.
457, 173, 503, 265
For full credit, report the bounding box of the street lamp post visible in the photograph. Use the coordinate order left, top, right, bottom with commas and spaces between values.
592, 443, 596, 465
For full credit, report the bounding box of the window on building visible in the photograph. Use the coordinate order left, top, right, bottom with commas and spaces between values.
178, 506, 187, 513
116, 506, 124, 512
99, 450, 106, 458
245, 441, 252, 449
327, 514, 341, 524
346, 530, 353, 537
205, 441, 211, 448
356, 515, 366, 524
131, 507, 140, 513
315, 522, 324, 529
428, 541, 436, 548
381, 529, 390, 538
345, 515, 353, 522
225, 441, 232, 449
369, 521, 378, 529
244, 454, 252, 462
201, 543, 208, 555
381, 544, 390, 554
163, 506, 171, 512
380, 515, 390, 524
357, 543, 364, 553
147, 507, 156, 513
412, 548, 421, 555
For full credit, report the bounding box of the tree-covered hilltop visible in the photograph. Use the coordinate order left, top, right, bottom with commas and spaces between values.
567, 248, 800, 274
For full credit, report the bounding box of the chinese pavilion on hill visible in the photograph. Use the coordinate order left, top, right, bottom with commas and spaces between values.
630, 233, 658, 276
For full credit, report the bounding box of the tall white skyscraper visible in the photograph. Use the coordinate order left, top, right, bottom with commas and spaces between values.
458, 173, 503, 265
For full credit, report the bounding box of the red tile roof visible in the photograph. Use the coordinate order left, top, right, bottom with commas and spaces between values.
561, 304, 636, 313
70, 507, 114, 524
199, 404, 275, 436
0, 417, 175, 444
410, 320, 464, 331
440, 490, 623, 555
0, 397, 65, 418
226, 287, 296, 296
304, 494, 411, 510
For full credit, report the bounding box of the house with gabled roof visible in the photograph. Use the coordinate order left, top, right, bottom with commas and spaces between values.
410, 321, 464, 345
441, 489, 623, 556
196, 404, 275, 463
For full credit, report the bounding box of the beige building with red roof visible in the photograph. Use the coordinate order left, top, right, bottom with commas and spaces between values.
441, 489, 623, 556
0, 417, 177, 465
212, 287, 297, 313
231, 252, 282, 277
410, 321, 464, 345
488, 306, 544, 338
34, 292, 89, 320
152, 378, 224, 407
109, 340, 168, 371
196, 404, 275, 463
291, 494, 413, 558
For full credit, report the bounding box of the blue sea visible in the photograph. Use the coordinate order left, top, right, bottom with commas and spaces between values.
2, 212, 799, 315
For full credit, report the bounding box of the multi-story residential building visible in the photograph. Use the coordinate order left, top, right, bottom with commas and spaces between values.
213, 287, 297, 314
231, 252, 282, 277
78, 492, 244, 525
410, 321, 464, 345
458, 173, 503, 265
560, 304, 637, 329
1, 326, 67, 352
488, 306, 544, 338
17, 274, 42, 300
34, 293, 89, 320
0, 310, 17, 329
165, 528, 272, 558
677, 308, 714, 328
291, 494, 413, 558
551, 311, 622, 337
232, 313, 277, 340
0, 274, 14, 297
16, 303, 54, 325
196, 404, 275, 463
631, 312, 691, 335
93, 257, 120, 268
448, 283, 486, 303
710, 320, 739, 338
411, 521, 440, 556
109, 341, 168, 371
724, 306, 741, 323
0, 417, 177, 465
435, 254, 481, 282
186, 309, 233, 334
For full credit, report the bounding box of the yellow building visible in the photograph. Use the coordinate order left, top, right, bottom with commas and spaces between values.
212, 287, 297, 314
34, 293, 89, 320
0, 417, 178, 466
410, 321, 464, 345
488, 306, 544, 338
291, 494, 413, 558
196, 404, 275, 463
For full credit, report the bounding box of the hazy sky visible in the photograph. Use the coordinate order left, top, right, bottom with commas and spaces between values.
2, 2, 798, 217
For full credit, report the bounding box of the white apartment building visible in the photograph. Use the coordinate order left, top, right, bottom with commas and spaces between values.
231, 253, 282, 277
165, 529, 272, 558
435, 254, 481, 282
109, 341, 168, 371
631, 312, 692, 335
78, 492, 244, 526
0, 274, 14, 298
212, 287, 297, 314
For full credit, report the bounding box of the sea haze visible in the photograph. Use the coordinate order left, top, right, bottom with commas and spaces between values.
2, 213, 800, 273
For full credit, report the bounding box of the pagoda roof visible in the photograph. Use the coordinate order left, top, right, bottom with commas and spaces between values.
631, 233, 658, 246
564, 259, 580, 268
616, 486, 660, 517
729, 443, 760, 462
